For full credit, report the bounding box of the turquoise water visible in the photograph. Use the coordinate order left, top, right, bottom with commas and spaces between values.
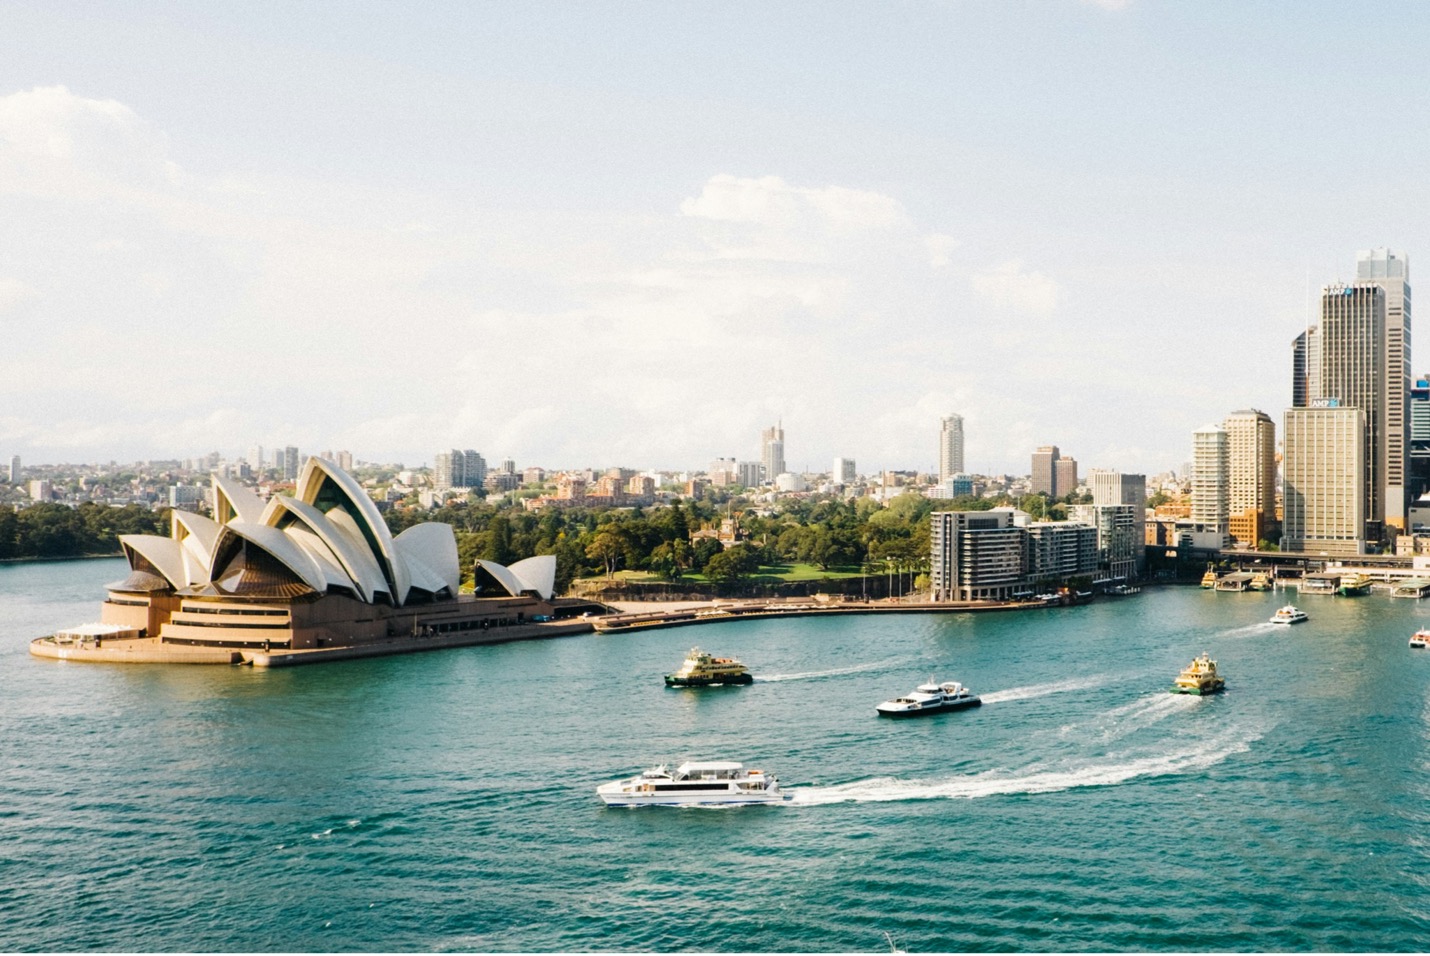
4, 558, 1430, 952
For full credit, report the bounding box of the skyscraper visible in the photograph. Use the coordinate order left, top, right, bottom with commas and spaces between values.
1319, 282, 1386, 539
1054, 457, 1078, 497
1191, 423, 1229, 537
1282, 405, 1366, 555
1030, 446, 1059, 496
281, 446, 300, 481
1291, 328, 1320, 409
1224, 409, 1277, 546
832, 457, 856, 484
939, 414, 965, 481
8, 455, 18, 483
761, 423, 785, 483
1357, 248, 1411, 531
1411, 375, 1430, 504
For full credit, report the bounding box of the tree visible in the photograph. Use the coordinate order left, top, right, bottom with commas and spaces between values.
586, 529, 625, 579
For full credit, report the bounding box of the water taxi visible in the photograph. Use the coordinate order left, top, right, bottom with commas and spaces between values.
1270, 605, 1309, 625
1339, 573, 1373, 596
596, 761, 791, 806
1170, 653, 1225, 695
664, 646, 753, 686
876, 680, 982, 717
1411, 630, 1430, 649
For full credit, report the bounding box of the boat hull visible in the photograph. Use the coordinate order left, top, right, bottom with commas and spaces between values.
1170, 682, 1224, 696
596, 782, 790, 806
664, 673, 754, 686
876, 697, 982, 717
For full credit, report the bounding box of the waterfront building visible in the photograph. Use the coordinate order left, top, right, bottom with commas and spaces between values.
761, 423, 785, 484
1072, 503, 1141, 582
1024, 521, 1098, 585
1281, 405, 1366, 556
1089, 470, 1146, 510
1224, 409, 1277, 546
939, 414, 965, 481
930, 509, 1026, 602
833, 457, 857, 484
1031, 446, 1060, 496
1191, 424, 1229, 540
36, 456, 570, 664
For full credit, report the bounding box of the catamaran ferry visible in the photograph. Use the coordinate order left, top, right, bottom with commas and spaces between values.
876, 680, 982, 717
596, 761, 792, 806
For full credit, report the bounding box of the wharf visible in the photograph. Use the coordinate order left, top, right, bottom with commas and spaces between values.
592, 596, 1060, 634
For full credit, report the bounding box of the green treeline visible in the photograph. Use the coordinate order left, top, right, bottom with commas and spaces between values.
0, 502, 169, 560
386, 490, 1077, 592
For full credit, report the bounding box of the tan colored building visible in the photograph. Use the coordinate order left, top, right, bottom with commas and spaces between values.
1282, 405, 1366, 556
1224, 409, 1277, 546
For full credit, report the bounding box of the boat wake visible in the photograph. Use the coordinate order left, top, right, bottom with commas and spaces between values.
1063, 692, 1197, 741
1221, 622, 1280, 638
980, 675, 1105, 704
790, 727, 1259, 805
756, 660, 896, 683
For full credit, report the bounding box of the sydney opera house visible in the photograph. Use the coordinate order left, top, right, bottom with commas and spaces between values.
32, 457, 588, 666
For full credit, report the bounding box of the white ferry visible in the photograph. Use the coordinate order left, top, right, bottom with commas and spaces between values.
1270, 605, 1309, 625
876, 680, 982, 717
1410, 630, 1430, 649
596, 761, 792, 806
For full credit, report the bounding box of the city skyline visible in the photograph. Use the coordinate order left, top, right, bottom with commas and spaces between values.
5, 4, 1430, 473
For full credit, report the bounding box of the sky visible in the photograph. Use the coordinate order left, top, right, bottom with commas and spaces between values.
4, 1, 1430, 476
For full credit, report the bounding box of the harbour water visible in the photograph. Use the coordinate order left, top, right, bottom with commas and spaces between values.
4, 558, 1430, 952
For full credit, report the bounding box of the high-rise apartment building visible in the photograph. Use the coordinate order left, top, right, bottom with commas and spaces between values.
435, 449, 487, 490
761, 423, 785, 482
1282, 405, 1366, 556
1357, 248, 1411, 531
1191, 424, 1229, 537
336, 450, 353, 472
8, 455, 19, 483
939, 414, 965, 481
1223, 409, 1277, 546
832, 458, 856, 484
247, 445, 263, 472
930, 509, 1027, 602
1031, 446, 1060, 496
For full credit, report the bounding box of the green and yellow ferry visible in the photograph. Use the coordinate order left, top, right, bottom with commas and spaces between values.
1170, 653, 1225, 696
665, 647, 754, 687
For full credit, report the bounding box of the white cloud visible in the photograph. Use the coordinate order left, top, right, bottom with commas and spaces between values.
0, 277, 39, 312
680, 174, 907, 233
969, 259, 1060, 315
925, 233, 959, 268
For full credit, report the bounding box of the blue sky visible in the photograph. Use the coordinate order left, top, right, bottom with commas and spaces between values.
4, 1, 1430, 475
